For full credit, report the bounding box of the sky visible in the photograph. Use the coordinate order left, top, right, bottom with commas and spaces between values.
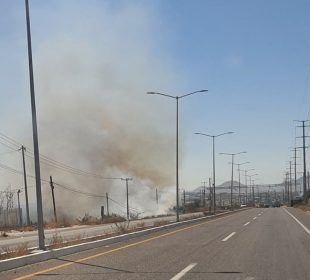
0, 0, 310, 217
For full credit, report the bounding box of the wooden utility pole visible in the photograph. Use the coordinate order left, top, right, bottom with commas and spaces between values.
106, 192, 109, 216
183, 189, 186, 213
121, 178, 132, 220
49, 176, 57, 222
156, 188, 158, 205
21, 146, 30, 225
17, 189, 23, 227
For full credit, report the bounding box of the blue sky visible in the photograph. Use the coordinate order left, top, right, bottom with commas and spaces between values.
1, 0, 310, 197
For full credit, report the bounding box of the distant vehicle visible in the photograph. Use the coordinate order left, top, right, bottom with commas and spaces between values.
240, 204, 247, 207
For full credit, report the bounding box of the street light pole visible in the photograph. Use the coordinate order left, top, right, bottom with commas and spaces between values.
220, 152, 247, 210
240, 168, 255, 204
195, 131, 233, 214
24, 0, 45, 250
233, 162, 250, 206
247, 173, 258, 204
147, 89, 208, 222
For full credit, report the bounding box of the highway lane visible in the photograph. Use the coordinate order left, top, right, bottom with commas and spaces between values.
1, 207, 310, 280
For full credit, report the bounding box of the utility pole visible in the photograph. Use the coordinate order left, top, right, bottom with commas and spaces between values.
106, 192, 109, 216
295, 120, 309, 202
289, 161, 292, 204
25, 0, 45, 250
121, 178, 132, 220
208, 177, 212, 213
202, 181, 207, 208
21, 146, 30, 226
183, 189, 186, 213
156, 188, 158, 205
238, 165, 241, 206
17, 189, 23, 227
49, 176, 57, 222
292, 147, 297, 197
244, 170, 248, 204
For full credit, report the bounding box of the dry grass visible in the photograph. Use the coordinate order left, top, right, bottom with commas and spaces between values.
136, 221, 145, 228
17, 225, 36, 232
181, 214, 204, 221
153, 220, 169, 227
1, 231, 8, 237
48, 233, 64, 249
113, 221, 131, 234
0, 243, 29, 260
45, 217, 72, 229
295, 204, 310, 212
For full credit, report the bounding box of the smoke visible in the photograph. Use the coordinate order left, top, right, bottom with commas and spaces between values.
26, 1, 178, 218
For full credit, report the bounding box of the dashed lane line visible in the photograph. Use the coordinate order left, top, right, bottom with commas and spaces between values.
222, 232, 236, 242
170, 263, 197, 280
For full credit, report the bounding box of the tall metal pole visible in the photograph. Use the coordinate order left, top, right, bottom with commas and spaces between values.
289, 161, 292, 204
231, 154, 234, 210
302, 121, 307, 201
212, 136, 216, 214
25, 0, 45, 250
148, 90, 207, 222
245, 170, 248, 204
126, 179, 129, 220
294, 148, 297, 196
176, 97, 179, 221
21, 146, 30, 225
238, 164, 241, 206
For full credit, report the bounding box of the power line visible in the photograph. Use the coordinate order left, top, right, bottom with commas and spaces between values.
0, 131, 121, 180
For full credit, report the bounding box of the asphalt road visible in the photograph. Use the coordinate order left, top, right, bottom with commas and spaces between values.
0, 212, 205, 252
1, 207, 310, 280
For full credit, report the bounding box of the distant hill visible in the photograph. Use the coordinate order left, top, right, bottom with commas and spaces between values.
193, 180, 245, 193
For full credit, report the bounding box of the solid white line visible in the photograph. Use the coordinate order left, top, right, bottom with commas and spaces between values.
222, 232, 236, 241
284, 208, 310, 236
170, 263, 197, 280
244, 222, 250, 226
253, 217, 257, 220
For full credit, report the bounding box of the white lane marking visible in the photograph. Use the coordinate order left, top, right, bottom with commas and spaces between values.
253, 217, 257, 220
284, 208, 310, 236
244, 222, 250, 226
222, 232, 236, 241
258, 213, 261, 216
170, 263, 197, 280
245, 277, 255, 280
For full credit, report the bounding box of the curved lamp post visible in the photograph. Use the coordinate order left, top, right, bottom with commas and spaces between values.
147, 89, 208, 221
220, 152, 247, 210
195, 132, 233, 214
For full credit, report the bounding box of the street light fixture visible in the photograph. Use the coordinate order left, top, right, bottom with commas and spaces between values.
219, 151, 247, 210
195, 131, 234, 214
147, 89, 208, 222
